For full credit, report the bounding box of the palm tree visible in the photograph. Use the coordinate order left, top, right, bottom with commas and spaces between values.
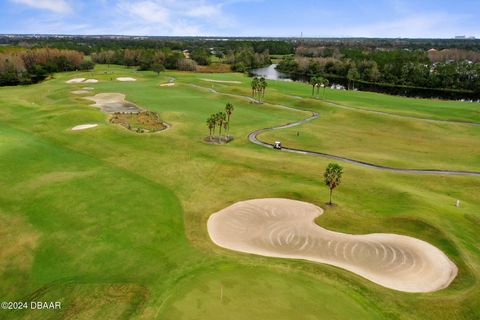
316, 76, 325, 97
324, 163, 344, 205
259, 77, 267, 100
225, 102, 234, 136
310, 76, 319, 97
322, 78, 330, 98
347, 67, 360, 90
251, 77, 259, 100
206, 115, 215, 140
216, 112, 226, 140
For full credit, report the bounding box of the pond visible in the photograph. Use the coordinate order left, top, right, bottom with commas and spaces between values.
249, 64, 292, 81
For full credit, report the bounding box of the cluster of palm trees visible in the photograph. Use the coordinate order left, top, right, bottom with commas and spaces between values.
206, 102, 234, 143
310, 76, 330, 98
251, 76, 267, 102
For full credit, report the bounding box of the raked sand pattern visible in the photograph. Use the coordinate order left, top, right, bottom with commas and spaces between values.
84, 93, 142, 113
208, 198, 457, 293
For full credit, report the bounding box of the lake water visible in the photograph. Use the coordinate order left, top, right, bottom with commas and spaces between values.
250, 64, 292, 81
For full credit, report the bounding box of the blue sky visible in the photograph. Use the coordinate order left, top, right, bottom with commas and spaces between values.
1, 0, 479, 38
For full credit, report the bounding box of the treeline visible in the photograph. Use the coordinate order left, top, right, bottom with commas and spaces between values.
277, 48, 480, 92
0, 48, 93, 86
226, 48, 270, 72
293, 38, 480, 51
92, 47, 270, 73
92, 48, 196, 71
0, 36, 294, 55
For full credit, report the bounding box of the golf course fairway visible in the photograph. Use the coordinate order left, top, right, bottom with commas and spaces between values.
0, 65, 479, 320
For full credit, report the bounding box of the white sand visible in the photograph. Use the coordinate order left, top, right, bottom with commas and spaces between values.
201, 78, 241, 84
84, 93, 142, 113
71, 124, 98, 131
82, 87, 94, 90
71, 90, 90, 95
160, 83, 175, 87
117, 77, 137, 82
66, 78, 98, 84
208, 198, 458, 293
66, 78, 86, 84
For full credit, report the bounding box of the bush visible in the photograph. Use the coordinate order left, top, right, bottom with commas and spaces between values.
79, 60, 95, 70
177, 59, 197, 71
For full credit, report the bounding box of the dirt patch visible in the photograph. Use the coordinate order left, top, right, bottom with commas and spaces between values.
72, 124, 98, 131
160, 83, 175, 87
196, 63, 232, 73
117, 77, 137, 82
110, 111, 167, 133
84, 93, 142, 113
204, 136, 234, 144
208, 198, 458, 293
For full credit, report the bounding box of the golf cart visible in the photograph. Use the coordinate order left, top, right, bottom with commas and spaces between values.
273, 141, 282, 150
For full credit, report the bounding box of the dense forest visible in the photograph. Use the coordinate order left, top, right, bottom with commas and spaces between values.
90, 47, 270, 73
277, 44, 480, 98
0, 48, 94, 86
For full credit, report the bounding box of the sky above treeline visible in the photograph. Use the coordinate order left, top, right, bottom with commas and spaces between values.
1, 0, 479, 38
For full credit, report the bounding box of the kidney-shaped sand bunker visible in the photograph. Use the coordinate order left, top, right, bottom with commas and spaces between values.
207, 198, 457, 293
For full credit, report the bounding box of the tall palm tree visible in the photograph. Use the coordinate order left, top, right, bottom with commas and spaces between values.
310, 76, 319, 97
324, 163, 344, 205
216, 112, 226, 139
259, 77, 267, 100
316, 76, 325, 97
225, 102, 234, 136
251, 77, 259, 99
322, 78, 330, 98
206, 115, 215, 140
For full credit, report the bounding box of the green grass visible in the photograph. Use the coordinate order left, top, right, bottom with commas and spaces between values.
0, 64, 479, 320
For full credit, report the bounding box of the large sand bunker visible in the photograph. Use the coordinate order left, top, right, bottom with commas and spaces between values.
208, 198, 457, 293
84, 93, 142, 113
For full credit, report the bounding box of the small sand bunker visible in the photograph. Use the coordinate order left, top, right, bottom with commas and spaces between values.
117, 77, 137, 82
160, 83, 175, 87
82, 87, 94, 90
201, 78, 241, 84
208, 199, 457, 293
71, 124, 98, 131
66, 78, 86, 84
66, 78, 98, 84
71, 90, 90, 95
84, 93, 142, 113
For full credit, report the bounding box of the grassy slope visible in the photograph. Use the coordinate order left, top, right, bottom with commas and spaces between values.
0, 65, 478, 320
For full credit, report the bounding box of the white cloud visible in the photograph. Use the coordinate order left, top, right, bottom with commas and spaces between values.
10, 0, 71, 14
185, 4, 221, 17
113, 0, 235, 36
339, 12, 470, 38
118, 1, 170, 24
